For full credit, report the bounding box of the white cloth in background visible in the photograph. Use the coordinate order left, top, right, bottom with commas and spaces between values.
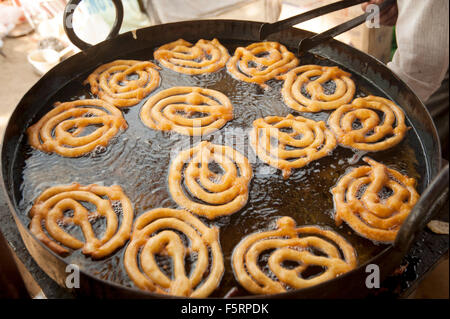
149, 0, 245, 23
387, 0, 449, 102
72, 0, 151, 45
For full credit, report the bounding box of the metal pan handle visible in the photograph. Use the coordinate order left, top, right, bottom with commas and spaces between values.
394, 163, 449, 254
63, 0, 124, 50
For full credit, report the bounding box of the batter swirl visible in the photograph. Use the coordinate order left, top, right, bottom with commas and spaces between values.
154, 38, 230, 74
281, 65, 355, 112
328, 95, 408, 151
140, 86, 233, 136
250, 114, 337, 178
226, 41, 299, 88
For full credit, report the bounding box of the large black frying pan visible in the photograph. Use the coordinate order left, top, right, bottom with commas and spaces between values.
1, 0, 448, 299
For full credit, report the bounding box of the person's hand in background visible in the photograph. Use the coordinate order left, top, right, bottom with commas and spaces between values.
362, 0, 398, 26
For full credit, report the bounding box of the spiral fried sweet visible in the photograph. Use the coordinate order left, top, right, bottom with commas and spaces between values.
154, 38, 230, 74
27, 99, 127, 157
232, 216, 357, 295
140, 86, 233, 136
250, 114, 337, 178
85, 60, 161, 107
331, 157, 420, 243
124, 208, 224, 297
226, 41, 299, 88
29, 183, 133, 258
168, 141, 253, 219
281, 65, 355, 112
328, 95, 408, 151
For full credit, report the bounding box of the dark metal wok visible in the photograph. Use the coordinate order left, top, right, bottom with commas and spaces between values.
1, 1, 448, 299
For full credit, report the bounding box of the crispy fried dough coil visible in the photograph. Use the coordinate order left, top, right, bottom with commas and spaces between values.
250, 114, 337, 178
154, 38, 230, 74
27, 99, 127, 157
85, 60, 161, 107
124, 208, 224, 297
226, 41, 299, 88
331, 157, 420, 243
29, 183, 133, 258
168, 141, 252, 219
140, 86, 233, 136
328, 95, 408, 151
232, 216, 357, 295
281, 65, 355, 112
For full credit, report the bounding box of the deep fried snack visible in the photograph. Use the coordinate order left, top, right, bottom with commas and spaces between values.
154, 38, 230, 74
281, 65, 355, 112
27, 99, 127, 157
226, 41, 299, 88
232, 216, 357, 295
331, 157, 420, 243
124, 208, 224, 297
29, 183, 133, 258
140, 86, 233, 136
85, 60, 161, 107
250, 114, 336, 178
328, 95, 408, 151
168, 141, 252, 219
